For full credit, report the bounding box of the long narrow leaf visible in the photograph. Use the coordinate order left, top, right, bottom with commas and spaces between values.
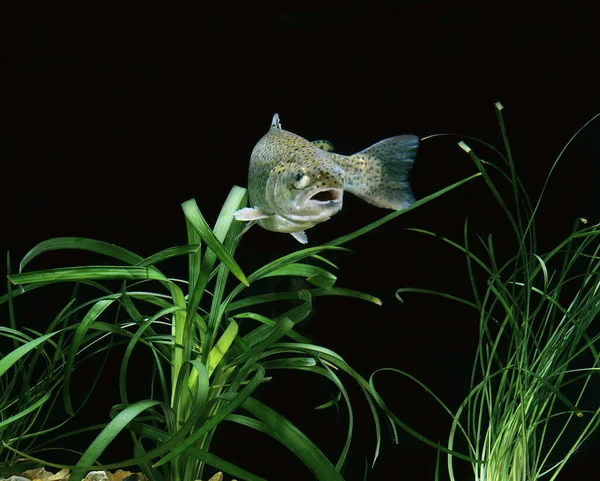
69, 400, 162, 481
182, 198, 249, 287
261, 263, 337, 289
0, 392, 52, 429
18, 237, 146, 272
228, 287, 381, 312
207, 320, 239, 378
64, 299, 115, 415
325, 172, 482, 247
153, 365, 266, 467
0, 332, 59, 377
226, 317, 295, 369
240, 396, 345, 481
184, 446, 267, 481
9, 266, 168, 285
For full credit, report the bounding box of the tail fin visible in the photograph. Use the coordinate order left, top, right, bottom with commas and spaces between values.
342, 134, 419, 210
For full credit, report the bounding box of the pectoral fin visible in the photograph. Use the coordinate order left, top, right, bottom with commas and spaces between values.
290, 231, 308, 244
234, 207, 270, 221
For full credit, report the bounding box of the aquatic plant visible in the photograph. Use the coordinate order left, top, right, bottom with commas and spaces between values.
0, 159, 473, 481
388, 104, 600, 479
0, 274, 85, 472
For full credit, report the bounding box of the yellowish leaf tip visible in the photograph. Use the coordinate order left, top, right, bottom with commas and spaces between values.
495, 101, 504, 110
580, 218, 588, 224
458, 141, 471, 153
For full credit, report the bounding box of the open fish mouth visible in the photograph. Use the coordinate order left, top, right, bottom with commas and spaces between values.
309, 188, 343, 204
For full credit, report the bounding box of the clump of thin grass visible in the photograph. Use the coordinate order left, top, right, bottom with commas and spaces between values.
0, 317, 66, 471
0, 258, 107, 474
389, 104, 600, 479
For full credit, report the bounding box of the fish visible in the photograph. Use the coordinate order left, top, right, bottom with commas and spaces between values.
234, 114, 419, 243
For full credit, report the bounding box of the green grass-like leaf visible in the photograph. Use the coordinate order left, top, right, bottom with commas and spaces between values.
9, 266, 169, 285
69, 400, 162, 481
181, 198, 249, 287
0, 331, 59, 377
237, 396, 345, 481
389, 105, 600, 481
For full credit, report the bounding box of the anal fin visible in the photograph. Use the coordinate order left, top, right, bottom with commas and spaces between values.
290, 231, 308, 244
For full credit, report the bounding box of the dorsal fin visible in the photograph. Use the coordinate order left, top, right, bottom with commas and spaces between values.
271, 113, 282, 129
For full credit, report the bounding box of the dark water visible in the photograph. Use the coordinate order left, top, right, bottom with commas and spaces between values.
2, 3, 599, 480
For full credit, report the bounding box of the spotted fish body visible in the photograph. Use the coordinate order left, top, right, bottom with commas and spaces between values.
234, 114, 419, 243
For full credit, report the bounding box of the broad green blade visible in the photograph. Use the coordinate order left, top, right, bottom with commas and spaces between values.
169, 282, 188, 406
228, 287, 381, 311
258, 357, 318, 370
271, 342, 386, 464
212, 185, 248, 246
184, 446, 267, 481
227, 317, 294, 369
247, 246, 348, 284
138, 245, 200, 267
207, 320, 239, 378
154, 366, 266, 468
69, 399, 162, 481
182, 198, 249, 286
261, 263, 337, 289
232, 312, 311, 344
188, 186, 249, 315
240, 396, 344, 481
187, 210, 202, 296
9, 266, 168, 285
18, 237, 145, 272
172, 358, 211, 435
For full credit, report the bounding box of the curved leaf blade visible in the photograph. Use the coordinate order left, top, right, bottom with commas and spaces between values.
0, 331, 59, 377
70, 400, 162, 481
241, 396, 344, 481
182, 198, 249, 286
18, 237, 145, 272
9, 266, 168, 285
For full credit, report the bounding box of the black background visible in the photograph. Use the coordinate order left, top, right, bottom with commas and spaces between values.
3, 2, 600, 480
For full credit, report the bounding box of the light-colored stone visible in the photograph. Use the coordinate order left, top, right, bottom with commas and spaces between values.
84, 471, 108, 481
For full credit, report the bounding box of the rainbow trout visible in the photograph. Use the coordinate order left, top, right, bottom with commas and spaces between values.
234, 114, 418, 243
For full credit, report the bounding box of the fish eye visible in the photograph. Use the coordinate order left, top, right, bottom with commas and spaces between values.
292, 171, 310, 189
